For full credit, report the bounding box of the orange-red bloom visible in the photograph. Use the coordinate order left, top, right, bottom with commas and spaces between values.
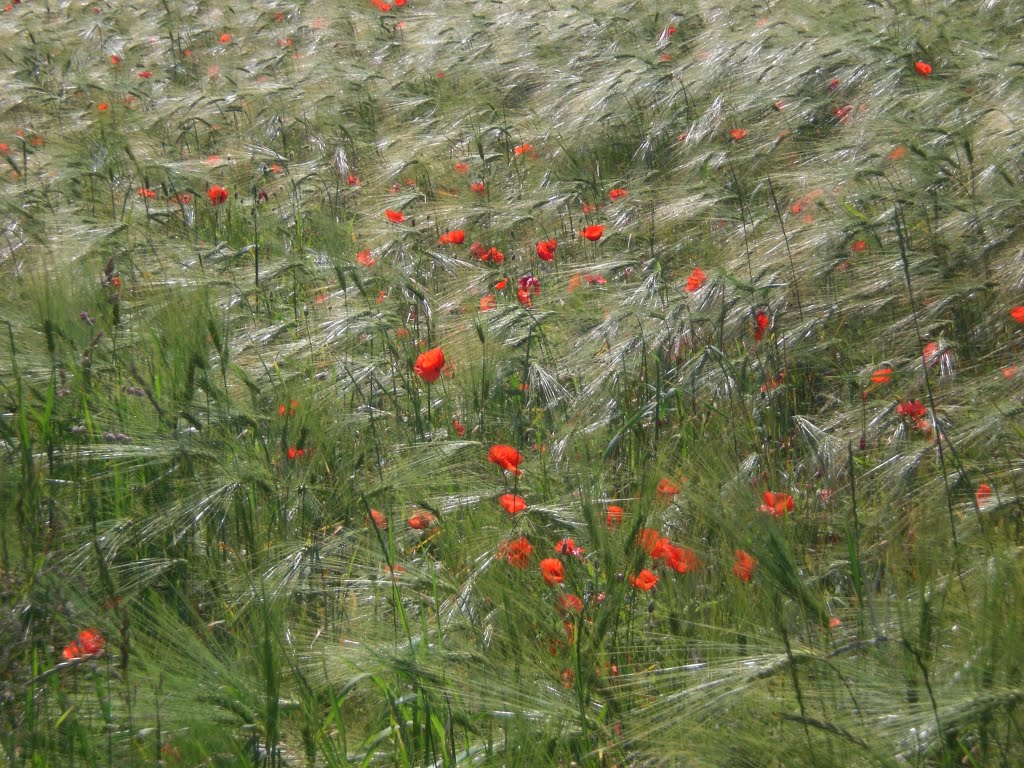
514, 143, 533, 156
914, 61, 932, 77
439, 229, 465, 245
385, 209, 405, 223
759, 491, 794, 517
479, 294, 496, 311
606, 505, 624, 528
356, 250, 376, 267
557, 594, 583, 613
685, 267, 706, 292
413, 347, 446, 382
754, 311, 769, 341
137, 187, 157, 199
637, 528, 662, 554
453, 418, 465, 437
470, 181, 485, 193
208, 185, 229, 205
554, 538, 584, 557
1010, 306, 1024, 323
870, 367, 893, 384
609, 188, 628, 201
499, 493, 527, 515
540, 558, 565, 586
580, 225, 605, 242
219, 33, 232, 43
630, 569, 658, 591
97, 102, 109, 111
62, 629, 105, 661
488, 444, 523, 475
729, 128, 748, 141
499, 536, 532, 568
897, 400, 927, 419
656, 478, 680, 496
408, 510, 436, 530
453, 161, 469, 173
733, 550, 755, 581
659, 543, 699, 574
851, 240, 867, 252
536, 239, 557, 261
976, 483, 992, 507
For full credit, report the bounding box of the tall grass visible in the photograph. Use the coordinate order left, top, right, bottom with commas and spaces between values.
1, 0, 1023, 765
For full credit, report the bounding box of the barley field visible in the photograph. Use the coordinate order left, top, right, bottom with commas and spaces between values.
2, 0, 1024, 766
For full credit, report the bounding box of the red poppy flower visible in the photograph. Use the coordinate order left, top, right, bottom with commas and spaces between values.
514, 143, 533, 156
669, 546, 699, 574
499, 536, 532, 568
367, 509, 387, 529
870, 367, 893, 384
479, 295, 496, 311
580, 225, 604, 242
759, 491, 794, 517
637, 528, 661, 554
61, 641, 82, 661
356, 250, 376, 267
976, 483, 992, 507
851, 240, 867, 252
581, 202, 597, 214
385, 209, 405, 223
914, 61, 932, 77
685, 267, 706, 292
554, 538, 584, 557
347, 174, 360, 186
606, 505, 624, 528
519, 275, 540, 295
470, 181, 485, 193
656, 478, 680, 496
494, 279, 507, 290
438, 230, 465, 245
754, 311, 769, 341
413, 347, 445, 382
219, 33, 232, 43
488, 444, 523, 475
408, 510, 436, 530
540, 558, 565, 586
287, 446, 305, 460
453, 162, 469, 173
499, 494, 527, 515
62, 629, 105, 661
536, 239, 557, 261
609, 188, 628, 201
733, 549, 755, 581
137, 187, 157, 199
453, 418, 466, 437
516, 288, 531, 307
97, 102, 109, 111
729, 128, 748, 141
630, 569, 658, 591
1010, 306, 1024, 323
557, 594, 583, 613
208, 185, 229, 206
896, 400, 927, 419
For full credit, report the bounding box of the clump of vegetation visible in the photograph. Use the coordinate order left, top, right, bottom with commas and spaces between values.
1, 0, 1023, 766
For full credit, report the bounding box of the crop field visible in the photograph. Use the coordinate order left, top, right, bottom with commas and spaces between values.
1, 0, 1024, 766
